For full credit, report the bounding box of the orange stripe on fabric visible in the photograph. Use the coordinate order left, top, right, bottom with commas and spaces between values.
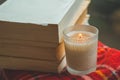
96, 70, 108, 80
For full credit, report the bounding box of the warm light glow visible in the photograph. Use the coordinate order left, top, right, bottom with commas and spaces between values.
78, 33, 83, 38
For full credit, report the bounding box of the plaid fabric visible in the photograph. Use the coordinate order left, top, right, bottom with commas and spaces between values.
0, 42, 120, 80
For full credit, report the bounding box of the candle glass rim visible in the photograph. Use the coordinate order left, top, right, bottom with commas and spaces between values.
63, 25, 99, 41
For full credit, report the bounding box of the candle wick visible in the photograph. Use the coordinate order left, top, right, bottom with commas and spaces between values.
78, 34, 82, 39
79, 36, 82, 38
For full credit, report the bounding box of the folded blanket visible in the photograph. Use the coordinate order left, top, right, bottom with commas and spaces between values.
0, 42, 120, 80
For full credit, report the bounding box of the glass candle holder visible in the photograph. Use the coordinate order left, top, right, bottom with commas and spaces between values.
63, 25, 99, 75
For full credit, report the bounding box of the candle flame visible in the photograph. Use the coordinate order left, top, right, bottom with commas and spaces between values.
78, 33, 83, 38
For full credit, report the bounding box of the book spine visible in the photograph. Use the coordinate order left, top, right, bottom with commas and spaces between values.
76, 9, 88, 25
58, 0, 90, 43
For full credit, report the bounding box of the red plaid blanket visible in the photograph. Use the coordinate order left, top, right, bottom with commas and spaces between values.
0, 42, 120, 80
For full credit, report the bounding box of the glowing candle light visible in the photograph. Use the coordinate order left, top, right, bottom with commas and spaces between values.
63, 25, 98, 75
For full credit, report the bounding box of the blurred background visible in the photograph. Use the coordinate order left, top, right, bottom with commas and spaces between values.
88, 0, 120, 49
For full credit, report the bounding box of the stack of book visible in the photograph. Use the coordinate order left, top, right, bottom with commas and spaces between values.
0, 0, 90, 73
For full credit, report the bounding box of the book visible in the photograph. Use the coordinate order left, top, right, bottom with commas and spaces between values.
0, 55, 66, 73
0, 14, 90, 73
76, 9, 88, 25
0, 41, 65, 61
0, 0, 91, 73
0, 0, 89, 61
0, 0, 90, 46
0, 2, 89, 62
0, 12, 89, 61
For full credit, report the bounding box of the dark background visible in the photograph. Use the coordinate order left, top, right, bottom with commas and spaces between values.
88, 0, 120, 49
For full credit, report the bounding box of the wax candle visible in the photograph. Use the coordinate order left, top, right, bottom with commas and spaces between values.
63, 25, 98, 75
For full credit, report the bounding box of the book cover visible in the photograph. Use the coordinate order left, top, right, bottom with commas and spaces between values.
0, 0, 89, 44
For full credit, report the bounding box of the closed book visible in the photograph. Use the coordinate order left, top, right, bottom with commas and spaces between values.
0, 0, 90, 46
0, 15, 90, 61
0, 0, 90, 73
0, 41, 65, 61
0, 55, 66, 73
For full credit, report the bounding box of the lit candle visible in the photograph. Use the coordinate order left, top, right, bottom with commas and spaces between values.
63, 25, 98, 75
